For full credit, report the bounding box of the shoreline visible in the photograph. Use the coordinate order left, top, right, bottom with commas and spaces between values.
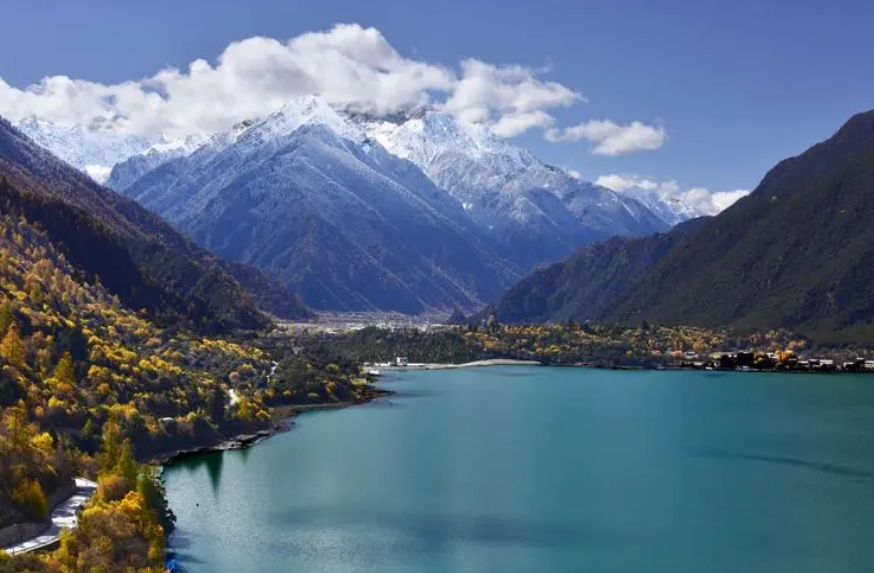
154, 359, 866, 467
155, 386, 392, 467
375, 358, 541, 371
377, 359, 874, 376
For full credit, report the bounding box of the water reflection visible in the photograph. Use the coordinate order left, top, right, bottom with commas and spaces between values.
176, 451, 225, 494
267, 506, 610, 552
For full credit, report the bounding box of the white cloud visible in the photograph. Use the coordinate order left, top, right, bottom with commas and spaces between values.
547, 119, 666, 155
0, 24, 666, 146
682, 187, 750, 215
444, 60, 581, 129
0, 24, 589, 139
0, 26, 457, 137
84, 165, 113, 183
595, 174, 671, 193
489, 110, 555, 138
596, 174, 748, 216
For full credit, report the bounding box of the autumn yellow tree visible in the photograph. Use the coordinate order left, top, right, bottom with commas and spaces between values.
11, 479, 48, 521
0, 322, 25, 371
0, 302, 14, 337
52, 351, 76, 387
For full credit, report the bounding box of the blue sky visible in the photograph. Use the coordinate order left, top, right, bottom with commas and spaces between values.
0, 0, 872, 195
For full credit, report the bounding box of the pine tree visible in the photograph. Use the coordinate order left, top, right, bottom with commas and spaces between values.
53, 351, 76, 387
0, 302, 15, 337
0, 322, 26, 370
137, 468, 176, 533
98, 419, 123, 476
116, 439, 139, 490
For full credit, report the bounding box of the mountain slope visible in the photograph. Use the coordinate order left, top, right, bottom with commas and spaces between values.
364, 112, 669, 269
485, 217, 709, 323
118, 97, 521, 313
106, 134, 208, 191
603, 109, 874, 341
15, 118, 160, 182
0, 115, 308, 330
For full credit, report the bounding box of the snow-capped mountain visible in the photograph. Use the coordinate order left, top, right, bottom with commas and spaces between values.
361, 112, 669, 268
16, 97, 692, 314
117, 96, 521, 313
15, 118, 161, 183
107, 134, 209, 191
611, 187, 708, 226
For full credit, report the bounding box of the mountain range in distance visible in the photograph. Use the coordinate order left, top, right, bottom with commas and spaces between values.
16, 96, 713, 314
9, 101, 874, 343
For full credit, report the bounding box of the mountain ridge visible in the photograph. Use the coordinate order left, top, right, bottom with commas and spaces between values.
603, 109, 874, 342
362, 111, 671, 268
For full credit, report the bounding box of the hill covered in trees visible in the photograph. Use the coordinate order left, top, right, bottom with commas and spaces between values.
0, 180, 369, 571
488, 109, 874, 344
604, 109, 874, 342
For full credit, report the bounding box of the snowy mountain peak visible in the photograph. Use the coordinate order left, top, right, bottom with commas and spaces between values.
358, 109, 669, 268
144, 133, 209, 156
253, 95, 365, 144
364, 110, 536, 180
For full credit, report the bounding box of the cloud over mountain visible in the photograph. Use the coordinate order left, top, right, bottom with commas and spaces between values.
595, 174, 749, 216
547, 120, 667, 155
0, 23, 655, 148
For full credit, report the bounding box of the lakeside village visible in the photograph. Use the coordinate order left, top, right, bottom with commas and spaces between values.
675, 351, 874, 373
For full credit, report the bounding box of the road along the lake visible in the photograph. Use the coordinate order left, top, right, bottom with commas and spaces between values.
1, 478, 98, 556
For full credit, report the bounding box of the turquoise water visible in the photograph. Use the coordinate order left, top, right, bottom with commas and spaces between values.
163, 367, 874, 572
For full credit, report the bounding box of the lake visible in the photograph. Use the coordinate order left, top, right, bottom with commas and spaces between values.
163, 367, 874, 572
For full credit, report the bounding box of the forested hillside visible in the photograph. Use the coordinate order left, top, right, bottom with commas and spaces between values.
483, 218, 708, 324
605, 110, 874, 342
0, 116, 309, 329
0, 197, 366, 571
